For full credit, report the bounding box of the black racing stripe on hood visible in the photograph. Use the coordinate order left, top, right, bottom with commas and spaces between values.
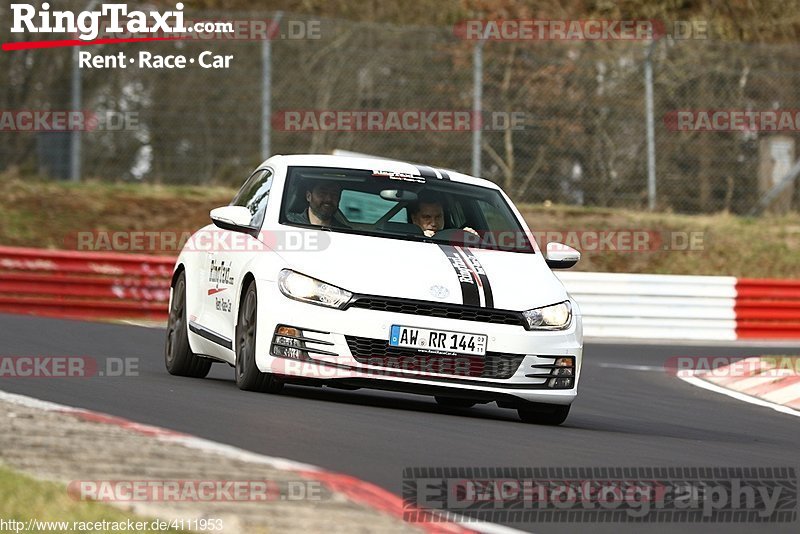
436, 244, 480, 306
459, 247, 494, 308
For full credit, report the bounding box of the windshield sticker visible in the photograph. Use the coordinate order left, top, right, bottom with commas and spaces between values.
372, 170, 425, 183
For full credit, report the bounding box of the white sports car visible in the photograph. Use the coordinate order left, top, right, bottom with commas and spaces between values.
165, 154, 583, 424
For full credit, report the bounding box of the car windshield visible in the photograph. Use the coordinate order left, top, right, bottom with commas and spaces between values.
279, 166, 534, 253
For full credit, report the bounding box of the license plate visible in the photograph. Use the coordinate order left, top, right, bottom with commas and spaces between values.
389, 325, 487, 356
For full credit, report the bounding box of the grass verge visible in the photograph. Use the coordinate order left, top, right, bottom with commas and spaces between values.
0, 464, 182, 533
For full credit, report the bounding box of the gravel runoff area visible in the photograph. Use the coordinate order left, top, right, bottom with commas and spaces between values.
0, 394, 423, 534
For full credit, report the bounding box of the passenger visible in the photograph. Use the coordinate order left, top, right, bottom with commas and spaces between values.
287, 181, 348, 227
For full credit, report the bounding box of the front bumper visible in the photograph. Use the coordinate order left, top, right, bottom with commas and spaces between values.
255, 281, 583, 405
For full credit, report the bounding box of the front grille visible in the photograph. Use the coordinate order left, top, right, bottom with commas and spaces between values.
345, 336, 525, 379
347, 296, 526, 328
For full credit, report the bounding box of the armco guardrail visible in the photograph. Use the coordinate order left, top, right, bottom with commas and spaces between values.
0, 246, 798, 340
555, 272, 738, 340
556, 272, 800, 340
0, 246, 173, 321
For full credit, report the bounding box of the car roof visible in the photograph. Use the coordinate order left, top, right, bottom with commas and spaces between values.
260, 154, 501, 190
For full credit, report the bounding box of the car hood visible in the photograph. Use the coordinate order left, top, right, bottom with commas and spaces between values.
276, 230, 568, 311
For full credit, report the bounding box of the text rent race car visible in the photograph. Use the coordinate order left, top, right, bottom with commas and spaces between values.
165, 154, 583, 424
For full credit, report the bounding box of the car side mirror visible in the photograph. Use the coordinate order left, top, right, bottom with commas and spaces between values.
545, 242, 580, 269
210, 206, 258, 237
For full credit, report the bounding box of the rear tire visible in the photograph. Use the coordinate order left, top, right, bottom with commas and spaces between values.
517, 403, 570, 425
165, 271, 212, 378
434, 396, 477, 408
235, 280, 283, 393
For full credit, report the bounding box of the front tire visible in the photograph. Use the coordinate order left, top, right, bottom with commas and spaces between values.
517, 403, 570, 425
165, 271, 212, 378
235, 280, 283, 393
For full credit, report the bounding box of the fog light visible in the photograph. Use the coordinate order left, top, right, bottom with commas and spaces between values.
549, 377, 574, 388
276, 346, 305, 359
553, 367, 574, 377
275, 335, 301, 347
272, 325, 308, 360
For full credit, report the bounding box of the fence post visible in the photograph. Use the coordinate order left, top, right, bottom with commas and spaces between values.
70, 0, 101, 183
644, 40, 657, 210
262, 12, 283, 161
70, 44, 82, 182
471, 39, 484, 178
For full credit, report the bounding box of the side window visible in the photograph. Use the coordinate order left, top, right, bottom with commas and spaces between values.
232, 169, 273, 227
476, 199, 515, 230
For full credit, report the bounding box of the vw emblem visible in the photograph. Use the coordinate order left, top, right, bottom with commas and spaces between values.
429, 285, 450, 299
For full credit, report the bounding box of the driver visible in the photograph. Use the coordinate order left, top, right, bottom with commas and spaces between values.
287, 180, 348, 227
408, 192, 478, 237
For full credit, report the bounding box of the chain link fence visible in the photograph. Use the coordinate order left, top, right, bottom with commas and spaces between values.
1, 6, 799, 214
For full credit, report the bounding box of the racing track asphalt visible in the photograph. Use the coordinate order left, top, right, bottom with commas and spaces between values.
0, 312, 798, 534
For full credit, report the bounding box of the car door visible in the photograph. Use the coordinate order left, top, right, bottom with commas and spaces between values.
205, 168, 274, 346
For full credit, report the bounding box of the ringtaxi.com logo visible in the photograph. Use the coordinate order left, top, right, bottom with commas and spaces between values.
3, 5, 322, 53
11, 3, 198, 42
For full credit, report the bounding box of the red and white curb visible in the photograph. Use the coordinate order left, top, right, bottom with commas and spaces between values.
0, 389, 521, 534
678, 356, 800, 417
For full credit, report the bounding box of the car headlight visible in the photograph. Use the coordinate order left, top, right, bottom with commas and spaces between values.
278, 269, 352, 309
522, 301, 572, 330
